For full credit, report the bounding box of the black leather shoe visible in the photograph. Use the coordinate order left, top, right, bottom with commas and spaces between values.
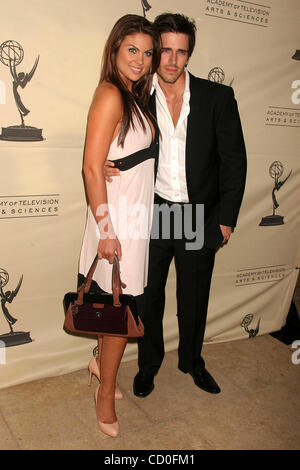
133, 371, 155, 397
190, 368, 221, 394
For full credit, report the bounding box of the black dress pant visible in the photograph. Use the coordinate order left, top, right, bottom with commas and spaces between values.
136, 196, 216, 375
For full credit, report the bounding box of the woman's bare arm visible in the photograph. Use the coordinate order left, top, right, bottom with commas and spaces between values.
83, 83, 123, 262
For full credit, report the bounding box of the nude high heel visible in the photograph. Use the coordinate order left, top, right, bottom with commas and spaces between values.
88, 357, 123, 400
88, 357, 100, 386
94, 385, 119, 438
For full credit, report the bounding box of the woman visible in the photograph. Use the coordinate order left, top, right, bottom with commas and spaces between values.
78, 15, 160, 437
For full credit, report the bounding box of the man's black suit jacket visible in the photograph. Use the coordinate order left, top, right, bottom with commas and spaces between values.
150, 72, 247, 250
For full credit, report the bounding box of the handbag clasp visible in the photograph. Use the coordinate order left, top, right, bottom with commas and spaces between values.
71, 302, 78, 316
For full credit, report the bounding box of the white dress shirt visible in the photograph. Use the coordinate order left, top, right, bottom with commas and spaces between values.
152, 71, 190, 203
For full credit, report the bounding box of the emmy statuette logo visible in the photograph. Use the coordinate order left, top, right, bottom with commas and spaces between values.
208, 67, 234, 87
241, 314, 260, 338
259, 161, 292, 226
0, 268, 32, 347
141, 0, 151, 17
0, 40, 43, 141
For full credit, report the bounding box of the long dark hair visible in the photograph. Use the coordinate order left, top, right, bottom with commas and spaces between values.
100, 14, 161, 147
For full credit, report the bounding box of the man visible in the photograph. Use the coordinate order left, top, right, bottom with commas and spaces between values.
105, 13, 247, 396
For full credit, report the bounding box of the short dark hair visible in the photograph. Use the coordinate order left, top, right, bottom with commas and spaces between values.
153, 13, 197, 57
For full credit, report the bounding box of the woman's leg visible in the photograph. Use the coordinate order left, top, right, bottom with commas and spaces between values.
96, 335, 127, 423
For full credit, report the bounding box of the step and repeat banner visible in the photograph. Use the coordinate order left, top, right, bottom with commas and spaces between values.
1, 0, 299, 388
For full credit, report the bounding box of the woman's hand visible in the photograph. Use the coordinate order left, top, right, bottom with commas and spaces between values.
104, 160, 120, 182
97, 236, 122, 264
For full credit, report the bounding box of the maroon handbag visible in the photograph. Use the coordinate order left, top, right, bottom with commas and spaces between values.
63, 255, 144, 337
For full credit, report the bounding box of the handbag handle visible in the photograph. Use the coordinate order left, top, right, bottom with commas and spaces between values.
77, 254, 125, 307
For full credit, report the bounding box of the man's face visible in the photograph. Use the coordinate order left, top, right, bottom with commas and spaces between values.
157, 32, 190, 84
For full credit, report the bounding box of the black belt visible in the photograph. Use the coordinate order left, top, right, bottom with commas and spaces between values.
113, 141, 158, 171
154, 193, 187, 206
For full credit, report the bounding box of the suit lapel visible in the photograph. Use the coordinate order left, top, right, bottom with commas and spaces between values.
186, 73, 204, 197
186, 73, 202, 159
149, 90, 157, 117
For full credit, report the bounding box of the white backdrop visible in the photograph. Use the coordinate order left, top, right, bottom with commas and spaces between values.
0, 0, 299, 388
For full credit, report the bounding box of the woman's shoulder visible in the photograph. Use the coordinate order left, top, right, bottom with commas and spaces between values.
93, 81, 123, 106
89, 81, 123, 121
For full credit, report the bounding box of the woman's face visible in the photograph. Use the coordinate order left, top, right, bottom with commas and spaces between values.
116, 33, 153, 89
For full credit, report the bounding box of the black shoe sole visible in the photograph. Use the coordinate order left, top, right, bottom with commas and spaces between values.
191, 373, 221, 394
195, 384, 221, 394
133, 382, 155, 398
